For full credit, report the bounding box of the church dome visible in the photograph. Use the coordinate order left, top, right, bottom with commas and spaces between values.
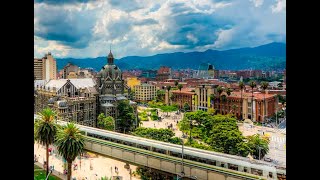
98, 64, 122, 80
97, 50, 122, 80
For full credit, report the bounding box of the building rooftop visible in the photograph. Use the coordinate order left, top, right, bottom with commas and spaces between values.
45, 78, 96, 91
229, 91, 276, 100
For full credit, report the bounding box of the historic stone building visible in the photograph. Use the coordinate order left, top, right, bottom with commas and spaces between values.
34, 78, 98, 127
96, 50, 134, 119
35, 50, 137, 128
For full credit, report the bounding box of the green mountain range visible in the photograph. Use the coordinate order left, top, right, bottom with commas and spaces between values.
56, 42, 286, 71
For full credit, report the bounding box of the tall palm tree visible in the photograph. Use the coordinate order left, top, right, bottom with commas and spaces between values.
55, 123, 85, 180
177, 84, 183, 110
249, 81, 257, 120
260, 81, 269, 122
231, 104, 238, 116
216, 86, 224, 114
166, 86, 171, 105
34, 108, 58, 176
174, 81, 179, 87
226, 88, 232, 113
209, 94, 215, 110
238, 81, 245, 120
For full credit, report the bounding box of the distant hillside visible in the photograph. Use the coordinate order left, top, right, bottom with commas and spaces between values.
56, 42, 286, 71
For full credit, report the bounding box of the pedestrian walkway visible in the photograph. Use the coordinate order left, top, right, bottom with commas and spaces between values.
271, 136, 286, 143
277, 128, 286, 134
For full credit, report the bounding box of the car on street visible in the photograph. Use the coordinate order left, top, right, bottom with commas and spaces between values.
264, 157, 272, 162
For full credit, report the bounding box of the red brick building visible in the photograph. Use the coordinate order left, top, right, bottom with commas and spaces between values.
156, 66, 172, 81
171, 89, 194, 111
213, 91, 278, 122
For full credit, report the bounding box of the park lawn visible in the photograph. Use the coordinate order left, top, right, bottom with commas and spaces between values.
34, 165, 61, 180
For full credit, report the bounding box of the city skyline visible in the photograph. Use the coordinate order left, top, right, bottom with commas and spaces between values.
34, 0, 286, 59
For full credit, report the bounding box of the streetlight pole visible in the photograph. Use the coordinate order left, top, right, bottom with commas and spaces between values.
258, 146, 261, 160
189, 119, 192, 143
181, 138, 184, 177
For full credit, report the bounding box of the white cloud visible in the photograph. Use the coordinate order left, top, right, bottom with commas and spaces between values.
212, 28, 235, 48
250, 0, 264, 7
271, 0, 286, 13
34, 0, 286, 58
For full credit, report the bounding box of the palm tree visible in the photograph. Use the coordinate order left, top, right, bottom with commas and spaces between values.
260, 81, 269, 122
209, 94, 215, 110
177, 84, 183, 110
174, 80, 179, 87
226, 88, 232, 113
166, 86, 171, 105
34, 108, 58, 176
238, 81, 245, 120
231, 104, 238, 117
55, 123, 85, 180
216, 86, 224, 114
249, 81, 257, 120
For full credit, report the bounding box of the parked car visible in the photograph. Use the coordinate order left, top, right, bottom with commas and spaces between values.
264, 157, 272, 162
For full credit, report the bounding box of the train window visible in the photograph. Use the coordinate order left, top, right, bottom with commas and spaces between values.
152, 147, 166, 154
228, 164, 238, 171
251, 168, 263, 176
199, 158, 207, 163
269, 172, 273, 178
221, 163, 225, 168
244, 167, 248, 173
207, 160, 216, 166
171, 152, 181, 158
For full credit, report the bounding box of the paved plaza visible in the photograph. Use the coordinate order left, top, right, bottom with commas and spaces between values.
139, 107, 184, 138
34, 143, 139, 180
238, 124, 286, 167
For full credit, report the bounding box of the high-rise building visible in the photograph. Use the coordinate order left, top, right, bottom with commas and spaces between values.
34, 52, 57, 81
194, 63, 215, 79
34, 58, 43, 80
134, 83, 156, 102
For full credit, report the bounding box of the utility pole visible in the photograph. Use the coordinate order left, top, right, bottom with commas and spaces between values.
189, 119, 192, 143
258, 146, 261, 160
181, 138, 185, 179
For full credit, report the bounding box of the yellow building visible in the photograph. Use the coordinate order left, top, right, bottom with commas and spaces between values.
126, 77, 141, 89
193, 84, 217, 111
134, 83, 156, 101
67, 71, 78, 79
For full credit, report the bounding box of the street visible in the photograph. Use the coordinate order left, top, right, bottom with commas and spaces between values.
238, 124, 286, 167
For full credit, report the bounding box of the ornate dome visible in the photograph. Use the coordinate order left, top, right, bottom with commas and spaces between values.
97, 50, 122, 80
98, 64, 122, 80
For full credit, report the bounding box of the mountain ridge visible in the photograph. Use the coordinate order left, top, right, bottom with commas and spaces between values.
56, 42, 286, 71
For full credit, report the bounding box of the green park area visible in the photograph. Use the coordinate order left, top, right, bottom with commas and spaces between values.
34, 164, 61, 180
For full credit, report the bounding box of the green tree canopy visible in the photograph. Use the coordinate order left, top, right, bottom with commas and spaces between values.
132, 127, 181, 144
246, 134, 270, 160
117, 100, 136, 133
97, 113, 115, 131
183, 103, 190, 111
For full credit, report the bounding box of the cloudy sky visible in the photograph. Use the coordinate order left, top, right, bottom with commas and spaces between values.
34, 0, 286, 58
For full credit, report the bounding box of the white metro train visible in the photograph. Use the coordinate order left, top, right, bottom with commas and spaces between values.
34, 115, 286, 179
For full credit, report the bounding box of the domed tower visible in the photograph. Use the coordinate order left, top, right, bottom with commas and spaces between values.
96, 50, 124, 95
